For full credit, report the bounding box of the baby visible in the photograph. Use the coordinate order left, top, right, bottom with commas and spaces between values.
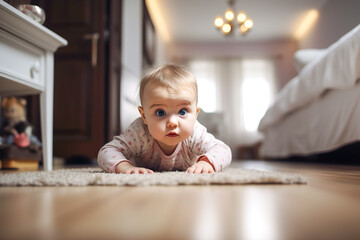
97, 64, 231, 174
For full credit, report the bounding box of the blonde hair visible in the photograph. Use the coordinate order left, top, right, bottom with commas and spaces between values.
139, 64, 198, 105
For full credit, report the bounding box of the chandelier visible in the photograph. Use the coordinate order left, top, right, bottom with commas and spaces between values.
214, 0, 254, 36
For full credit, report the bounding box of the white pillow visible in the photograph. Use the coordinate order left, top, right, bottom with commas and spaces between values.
294, 49, 326, 72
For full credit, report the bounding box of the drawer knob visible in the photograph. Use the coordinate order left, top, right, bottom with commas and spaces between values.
30, 61, 40, 78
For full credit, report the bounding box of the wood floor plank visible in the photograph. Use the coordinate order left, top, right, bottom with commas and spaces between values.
1, 160, 360, 240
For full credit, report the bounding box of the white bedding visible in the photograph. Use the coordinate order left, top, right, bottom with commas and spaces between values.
259, 24, 360, 131
258, 24, 360, 158
259, 83, 360, 158
294, 48, 326, 72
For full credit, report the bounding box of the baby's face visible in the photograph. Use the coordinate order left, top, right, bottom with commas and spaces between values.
139, 83, 199, 155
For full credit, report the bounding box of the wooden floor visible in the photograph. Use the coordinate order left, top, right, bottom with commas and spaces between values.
1, 160, 360, 240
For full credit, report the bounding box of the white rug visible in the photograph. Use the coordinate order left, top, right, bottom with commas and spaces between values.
0, 168, 307, 186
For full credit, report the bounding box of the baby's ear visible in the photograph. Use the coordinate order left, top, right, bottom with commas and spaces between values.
196, 107, 200, 117
138, 106, 147, 125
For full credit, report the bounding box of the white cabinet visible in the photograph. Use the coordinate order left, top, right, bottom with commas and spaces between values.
0, 1, 67, 170
0, 28, 45, 93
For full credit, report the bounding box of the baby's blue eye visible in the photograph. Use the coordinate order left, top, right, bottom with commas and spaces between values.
156, 109, 166, 117
178, 109, 187, 116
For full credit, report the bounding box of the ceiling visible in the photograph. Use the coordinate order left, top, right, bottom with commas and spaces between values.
153, 0, 329, 43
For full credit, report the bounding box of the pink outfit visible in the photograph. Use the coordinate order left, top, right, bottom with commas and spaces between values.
98, 117, 232, 173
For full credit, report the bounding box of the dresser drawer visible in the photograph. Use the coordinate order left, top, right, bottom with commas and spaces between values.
0, 29, 45, 90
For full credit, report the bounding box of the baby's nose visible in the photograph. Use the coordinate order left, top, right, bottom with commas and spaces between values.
167, 116, 178, 128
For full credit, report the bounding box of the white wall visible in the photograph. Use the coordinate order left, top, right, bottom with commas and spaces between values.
154, 32, 171, 64
299, 0, 360, 49
120, 0, 143, 130
122, 0, 142, 77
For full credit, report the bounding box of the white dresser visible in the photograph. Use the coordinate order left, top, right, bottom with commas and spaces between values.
0, 1, 67, 170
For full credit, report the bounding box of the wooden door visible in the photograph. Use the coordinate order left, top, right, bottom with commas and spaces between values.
32, 0, 121, 160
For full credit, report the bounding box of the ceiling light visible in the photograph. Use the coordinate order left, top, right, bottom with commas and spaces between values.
214, 16, 224, 28
237, 11, 246, 23
222, 23, 232, 34
214, 0, 254, 36
225, 9, 235, 21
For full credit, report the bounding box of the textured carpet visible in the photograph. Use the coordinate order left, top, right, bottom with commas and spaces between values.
0, 167, 307, 186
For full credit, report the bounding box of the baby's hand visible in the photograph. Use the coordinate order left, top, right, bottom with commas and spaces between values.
115, 161, 154, 174
186, 157, 215, 174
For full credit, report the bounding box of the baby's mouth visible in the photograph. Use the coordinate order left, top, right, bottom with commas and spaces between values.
166, 132, 179, 137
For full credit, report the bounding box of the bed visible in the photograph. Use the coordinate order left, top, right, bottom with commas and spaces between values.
258, 24, 360, 161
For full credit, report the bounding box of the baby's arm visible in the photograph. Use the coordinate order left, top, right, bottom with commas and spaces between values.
186, 122, 232, 173
99, 139, 154, 174
98, 118, 154, 174
186, 156, 215, 174
116, 161, 154, 174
